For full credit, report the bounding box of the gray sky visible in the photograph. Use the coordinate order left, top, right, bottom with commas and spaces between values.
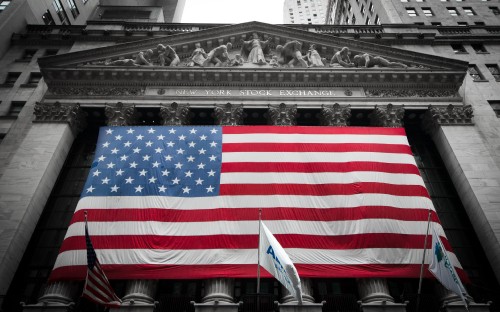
181, 0, 285, 24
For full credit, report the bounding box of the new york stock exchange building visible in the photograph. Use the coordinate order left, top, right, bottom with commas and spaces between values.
2, 20, 500, 312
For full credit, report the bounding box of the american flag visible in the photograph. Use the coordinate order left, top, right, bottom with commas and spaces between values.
82, 213, 121, 307
50, 126, 467, 282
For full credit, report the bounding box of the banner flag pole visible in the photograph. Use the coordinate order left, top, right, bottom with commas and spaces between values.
416, 209, 432, 312
257, 208, 262, 295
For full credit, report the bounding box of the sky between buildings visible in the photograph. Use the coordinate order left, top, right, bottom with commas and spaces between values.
181, 0, 285, 24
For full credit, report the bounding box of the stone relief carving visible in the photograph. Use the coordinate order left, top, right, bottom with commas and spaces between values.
187, 43, 208, 67
370, 104, 405, 127
104, 44, 180, 67
159, 102, 190, 125
240, 33, 272, 65
203, 43, 233, 67
105, 102, 136, 126
157, 44, 180, 66
268, 103, 297, 126
33, 101, 87, 133
365, 89, 458, 98
214, 103, 244, 126
105, 49, 154, 66
353, 53, 407, 68
422, 104, 474, 134
49, 87, 145, 96
306, 44, 326, 67
320, 104, 351, 126
330, 47, 354, 68
275, 41, 308, 68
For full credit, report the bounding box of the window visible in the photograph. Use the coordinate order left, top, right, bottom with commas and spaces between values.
448, 8, 459, 16
451, 43, 467, 53
468, 65, 485, 81
365, 16, 370, 24
4, 72, 21, 85
352, 16, 356, 24
374, 15, 380, 24
406, 8, 418, 16
475, 21, 485, 25
432, 22, 442, 26
27, 73, 42, 84
457, 21, 468, 26
488, 101, 500, 116
400, 0, 409, 2
0, 0, 11, 12
52, 0, 70, 24
463, 7, 475, 15
422, 8, 434, 16
471, 43, 487, 53
416, 0, 425, 2
490, 7, 500, 15
19, 49, 37, 62
361, 4, 365, 15
8, 102, 26, 117
42, 10, 55, 25
66, 0, 79, 18
369, 3, 374, 13
486, 65, 500, 81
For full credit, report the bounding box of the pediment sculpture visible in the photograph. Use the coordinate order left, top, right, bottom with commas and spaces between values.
98, 32, 424, 69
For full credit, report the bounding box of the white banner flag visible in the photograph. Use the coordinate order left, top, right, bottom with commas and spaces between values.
259, 221, 303, 303
429, 227, 468, 307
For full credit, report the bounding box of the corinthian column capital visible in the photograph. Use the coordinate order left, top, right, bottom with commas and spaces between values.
160, 102, 190, 126
33, 102, 87, 134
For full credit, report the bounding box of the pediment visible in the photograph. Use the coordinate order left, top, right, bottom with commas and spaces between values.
38, 21, 468, 89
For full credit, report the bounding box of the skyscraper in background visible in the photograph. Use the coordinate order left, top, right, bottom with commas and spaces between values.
283, 0, 329, 24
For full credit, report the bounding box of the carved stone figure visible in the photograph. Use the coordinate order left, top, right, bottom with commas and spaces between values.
275, 41, 308, 68
230, 54, 244, 66
269, 55, 280, 67
306, 44, 325, 67
330, 47, 354, 68
240, 33, 272, 65
157, 44, 180, 66
105, 49, 154, 66
353, 53, 407, 68
203, 43, 232, 67
188, 43, 208, 67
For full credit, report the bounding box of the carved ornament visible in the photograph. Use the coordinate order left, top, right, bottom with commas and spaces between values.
422, 104, 474, 134
33, 102, 87, 133
49, 87, 145, 96
268, 103, 297, 126
159, 102, 190, 126
320, 104, 351, 126
214, 103, 244, 126
105, 103, 136, 126
365, 89, 457, 98
370, 104, 405, 127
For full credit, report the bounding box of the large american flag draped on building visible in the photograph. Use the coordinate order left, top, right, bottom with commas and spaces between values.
49, 126, 467, 282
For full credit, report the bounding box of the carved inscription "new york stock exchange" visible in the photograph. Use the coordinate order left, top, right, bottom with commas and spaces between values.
151, 88, 362, 97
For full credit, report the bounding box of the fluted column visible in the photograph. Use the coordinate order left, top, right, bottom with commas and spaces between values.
214, 103, 243, 126
268, 103, 297, 126
435, 283, 490, 312
105, 102, 136, 126
202, 278, 235, 303
18, 103, 86, 312
160, 102, 190, 125
320, 103, 351, 126
357, 278, 394, 303
369, 104, 404, 127
122, 280, 158, 304
281, 278, 314, 304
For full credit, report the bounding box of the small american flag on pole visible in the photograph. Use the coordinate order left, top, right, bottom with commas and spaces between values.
82, 212, 121, 308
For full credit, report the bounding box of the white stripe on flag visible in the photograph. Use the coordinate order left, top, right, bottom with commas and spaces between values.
223, 134, 409, 145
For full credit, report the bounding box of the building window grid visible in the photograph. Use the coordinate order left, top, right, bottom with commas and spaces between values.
4, 72, 21, 85
471, 43, 487, 53
451, 43, 467, 53
66, 0, 79, 18
406, 8, 418, 17
486, 65, 500, 81
27, 73, 43, 85
52, 0, 70, 24
42, 10, 56, 25
0, 0, 11, 12
488, 101, 500, 116
8, 101, 26, 117
463, 7, 476, 15
448, 7, 459, 16
468, 65, 486, 81
422, 8, 434, 16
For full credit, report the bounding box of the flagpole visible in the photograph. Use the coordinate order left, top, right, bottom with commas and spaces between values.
257, 208, 262, 295
416, 209, 432, 312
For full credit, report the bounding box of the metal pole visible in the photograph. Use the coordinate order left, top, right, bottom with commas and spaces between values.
416, 209, 432, 312
257, 208, 262, 294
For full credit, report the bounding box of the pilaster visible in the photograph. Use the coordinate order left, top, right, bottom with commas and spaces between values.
369, 104, 404, 128
268, 103, 297, 126
159, 102, 190, 125
357, 279, 407, 312
320, 104, 351, 126
105, 102, 137, 126
214, 103, 244, 126
10, 103, 86, 311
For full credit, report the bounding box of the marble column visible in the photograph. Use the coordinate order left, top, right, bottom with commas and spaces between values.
193, 103, 241, 312
17, 102, 86, 312
159, 102, 190, 125
357, 105, 407, 312
357, 279, 406, 312
105, 102, 137, 126
320, 103, 351, 126
435, 284, 490, 312
268, 103, 297, 126
110, 280, 158, 312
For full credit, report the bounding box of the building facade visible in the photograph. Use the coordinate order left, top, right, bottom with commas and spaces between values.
283, 0, 330, 24
1, 5, 500, 312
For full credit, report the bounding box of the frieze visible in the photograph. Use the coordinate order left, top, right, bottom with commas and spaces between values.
49, 87, 145, 96
365, 89, 458, 98
214, 103, 244, 126
159, 102, 190, 126
33, 102, 87, 134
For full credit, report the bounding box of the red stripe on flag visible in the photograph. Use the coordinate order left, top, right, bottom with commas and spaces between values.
222, 143, 412, 154
222, 126, 407, 135
219, 183, 430, 197
221, 162, 420, 174
70, 207, 439, 224
59, 233, 451, 252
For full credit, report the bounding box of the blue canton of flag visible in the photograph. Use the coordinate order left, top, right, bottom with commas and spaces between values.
83, 126, 223, 197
